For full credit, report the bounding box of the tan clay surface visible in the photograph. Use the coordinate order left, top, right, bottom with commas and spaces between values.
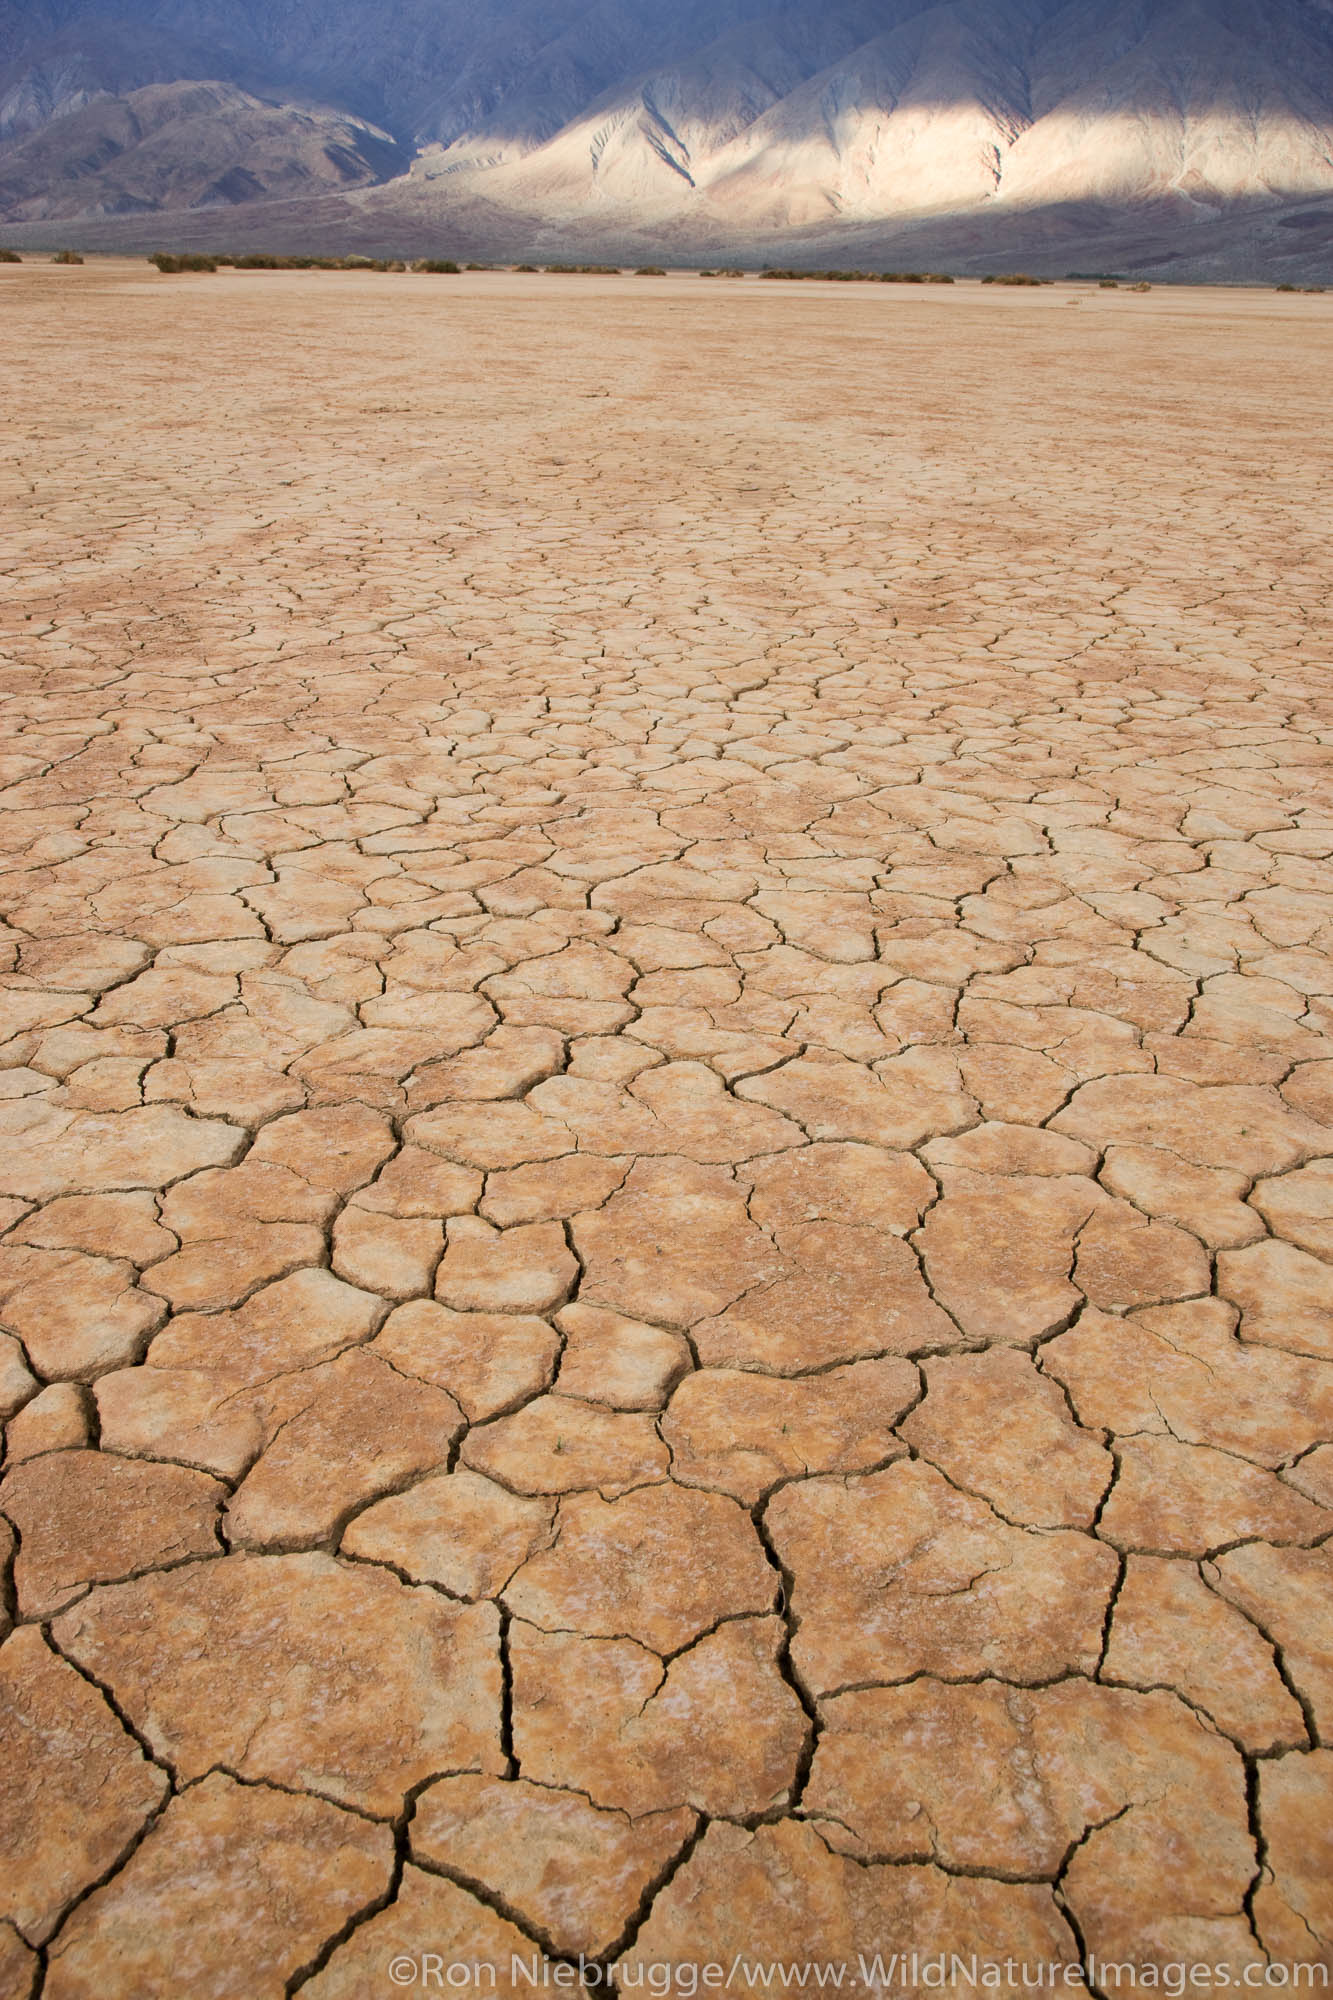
1, 261, 1331, 1989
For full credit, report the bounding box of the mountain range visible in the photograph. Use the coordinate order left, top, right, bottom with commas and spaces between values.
2, 0, 1333, 277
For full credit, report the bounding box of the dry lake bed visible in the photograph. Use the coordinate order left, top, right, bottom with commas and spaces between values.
1, 263, 1332, 1994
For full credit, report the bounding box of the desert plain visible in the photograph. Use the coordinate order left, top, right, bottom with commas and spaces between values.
1, 263, 1331, 1994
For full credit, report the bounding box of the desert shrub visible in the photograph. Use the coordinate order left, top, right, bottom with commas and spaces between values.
543, 263, 623, 274
1276, 283, 1298, 292
1303, 286, 1327, 294
466, 262, 489, 270
635, 265, 667, 276
925, 273, 955, 284
149, 252, 216, 272
1099, 279, 1120, 288
515, 264, 538, 272
0, 248, 21, 263
1128, 281, 1152, 292
985, 272, 1046, 286
51, 249, 83, 265
412, 258, 460, 273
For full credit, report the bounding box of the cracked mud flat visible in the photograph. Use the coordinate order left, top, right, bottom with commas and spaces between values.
1, 262, 1331, 1995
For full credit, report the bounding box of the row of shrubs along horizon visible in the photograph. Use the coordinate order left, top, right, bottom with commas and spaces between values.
0, 252, 1070, 282
3, 253, 1061, 283
0, 251, 1046, 280
142, 254, 969, 279
3, 251, 1322, 290
5, 252, 1052, 284
133, 260, 1153, 285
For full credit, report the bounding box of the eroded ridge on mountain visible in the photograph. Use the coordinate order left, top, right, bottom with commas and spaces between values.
0, 266, 1331, 1993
